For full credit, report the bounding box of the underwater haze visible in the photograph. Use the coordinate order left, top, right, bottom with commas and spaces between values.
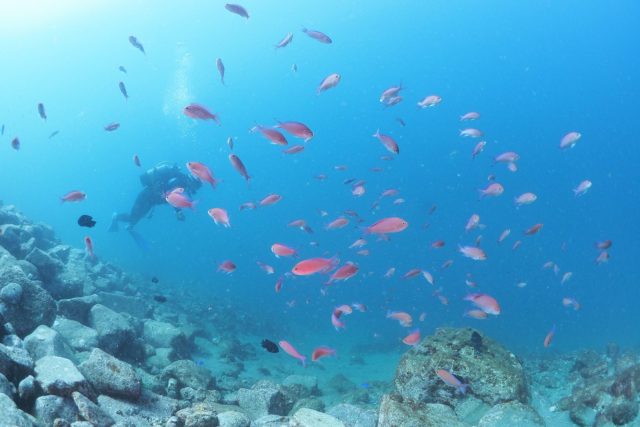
1, 1, 639, 424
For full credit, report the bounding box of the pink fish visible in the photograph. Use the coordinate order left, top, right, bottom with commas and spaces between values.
524, 223, 543, 235
276, 121, 314, 141
184, 103, 220, 123
560, 131, 581, 149
278, 340, 306, 366
386, 311, 412, 327
402, 329, 421, 346
260, 194, 282, 206
275, 32, 293, 49
352, 185, 365, 197
349, 239, 367, 249
595, 251, 609, 264
283, 145, 305, 155
256, 261, 275, 275
217, 260, 236, 274
465, 214, 482, 232
464, 293, 500, 315
464, 309, 488, 320
274, 276, 283, 293
239, 202, 256, 211
560, 271, 573, 285
562, 297, 581, 310
431, 240, 445, 249
165, 188, 196, 209
497, 229, 511, 244
460, 112, 480, 121
384, 267, 396, 278
224, 3, 249, 19
292, 257, 339, 276
208, 208, 230, 228
271, 243, 297, 258
366, 217, 408, 234
229, 154, 250, 183
380, 85, 403, 103
312, 346, 337, 362
372, 129, 399, 154
494, 151, 520, 163
331, 310, 346, 330
84, 236, 94, 259
459, 245, 487, 261
326, 217, 349, 230
61, 190, 86, 203
251, 125, 288, 146
327, 262, 359, 283
471, 141, 486, 159
403, 268, 422, 279
573, 180, 592, 196
317, 73, 341, 93
435, 370, 468, 394
351, 303, 367, 312
460, 128, 483, 138
187, 162, 219, 188
302, 28, 332, 44
479, 182, 504, 198
383, 95, 403, 108
544, 325, 556, 348
514, 192, 537, 206
417, 95, 441, 108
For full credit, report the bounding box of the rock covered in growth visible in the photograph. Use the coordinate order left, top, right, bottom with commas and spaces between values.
33, 395, 79, 426
249, 415, 290, 426
0, 282, 23, 304
161, 359, 215, 391
236, 380, 291, 420
377, 394, 468, 427
290, 408, 346, 427
99, 291, 153, 319
23, 325, 76, 362
88, 303, 136, 356
78, 348, 142, 401
216, 410, 251, 427
327, 403, 378, 427
52, 317, 99, 352
0, 371, 16, 399
57, 294, 100, 324
143, 319, 190, 358
0, 392, 39, 426
0, 342, 34, 382
96, 390, 180, 427
34, 356, 90, 397
175, 405, 220, 427
394, 328, 528, 407
25, 247, 64, 283
477, 401, 544, 427
72, 391, 115, 426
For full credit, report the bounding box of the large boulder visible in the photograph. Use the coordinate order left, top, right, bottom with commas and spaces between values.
34, 356, 90, 397
53, 317, 99, 352
88, 304, 136, 356
98, 292, 152, 319
237, 380, 291, 419
72, 391, 115, 426
0, 392, 39, 426
96, 390, 180, 427
57, 294, 100, 324
217, 411, 251, 427
23, 325, 76, 362
377, 394, 469, 427
143, 319, 190, 358
0, 343, 34, 382
78, 348, 141, 401
33, 395, 79, 426
394, 328, 528, 407
327, 403, 377, 427
290, 408, 345, 427
161, 360, 214, 391
477, 401, 544, 427
0, 372, 16, 399
25, 247, 64, 283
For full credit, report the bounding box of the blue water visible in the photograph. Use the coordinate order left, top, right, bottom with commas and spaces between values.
1, 0, 638, 361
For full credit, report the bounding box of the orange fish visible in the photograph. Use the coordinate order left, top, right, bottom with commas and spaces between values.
271, 243, 297, 257
386, 311, 412, 327
544, 325, 556, 348
402, 329, 421, 346
292, 257, 338, 276
524, 223, 543, 235
61, 190, 86, 203
311, 346, 336, 362
435, 370, 468, 394
84, 236, 94, 258
431, 240, 445, 249
260, 194, 282, 206
327, 262, 359, 283
187, 161, 219, 188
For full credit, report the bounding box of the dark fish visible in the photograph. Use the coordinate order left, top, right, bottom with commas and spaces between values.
153, 295, 167, 303
396, 117, 406, 127
261, 339, 279, 353
118, 81, 128, 99
11, 137, 19, 150
48, 130, 60, 139
128, 35, 145, 54
104, 122, 120, 132
151, 276, 159, 284
1, 124, 4, 135
38, 103, 47, 120
77, 215, 96, 228
302, 28, 332, 44
119, 66, 127, 73
216, 58, 225, 85
225, 3, 249, 19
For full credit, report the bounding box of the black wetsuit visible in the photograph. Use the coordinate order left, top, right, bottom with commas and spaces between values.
110, 163, 201, 230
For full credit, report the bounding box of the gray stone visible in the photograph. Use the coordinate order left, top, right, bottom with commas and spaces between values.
237, 380, 290, 420
0, 282, 23, 304
72, 391, 115, 426
70, 423, 94, 427
97, 390, 180, 427
281, 375, 318, 401
34, 395, 78, 426
249, 415, 289, 426
143, 319, 189, 358
161, 360, 214, 390
25, 247, 64, 282
88, 304, 136, 356
608, 397, 639, 426
0, 342, 34, 382
24, 325, 76, 362
290, 408, 345, 427
46, 270, 85, 300
78, 348, 141, 401
175, 406, 219, 427
34, 356, 89, 397
327, 404, 377, 427
394, 328, 528, 407
18, 375, 37, 403
454, 396, 491, 425
217, 411, 251, 427
0, 392, 39, 426
0, 372, 16, 399
290, 398, 325, 415
477, 401, 544, 427
147, 347, 177, 369
57, 294, 99, 324
377, 394, 469, 427
53, 317, 99, 352
98, 292, 152, 319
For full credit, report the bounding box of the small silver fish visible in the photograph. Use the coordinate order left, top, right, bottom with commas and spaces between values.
37, 103, 47, 120
216, 58, 225, 85
119, 81, 128, 99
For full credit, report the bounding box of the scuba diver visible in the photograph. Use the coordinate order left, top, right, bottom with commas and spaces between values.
109, 162, 201, 236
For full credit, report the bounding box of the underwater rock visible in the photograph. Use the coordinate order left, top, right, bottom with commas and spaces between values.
290, 408, 345, 427
217, 410, 251, 427
573, 350, 608, 380
175, 405, 220, 427
0, 371, 16, 399
249, 415, 290, 426
78, 348, 142, 401
0, 342, 34, 383
0, 392, 39, 426
96, 390, 180, 427
143, 319, 190, 358
57, 294, 100, 324
607, 396, 639, 425
237, 380, 291, 419
327, 403, 377, 427
34, 355, 90, 397
34, 395, 79, 426
147, 347, 178, 370
282, 375, 319, 402
24, 325, 77, 362
328, 373, 357, 393
25, 247, 64, 283
0, 282, 23, 304
161, 359, 215, 391
454, 395, 491, 425
72, 391, 115, 426
477, 401, 544, 427
377, 393, 469, 427
46, 270, 85, 300
18, 374, 37, 405
0, 249, 57, 336
290, 397, 325, 415
394, 327, 528, 407
88, 304, 136, 356
53, 317, 99, 352
98, 291, 152, 319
